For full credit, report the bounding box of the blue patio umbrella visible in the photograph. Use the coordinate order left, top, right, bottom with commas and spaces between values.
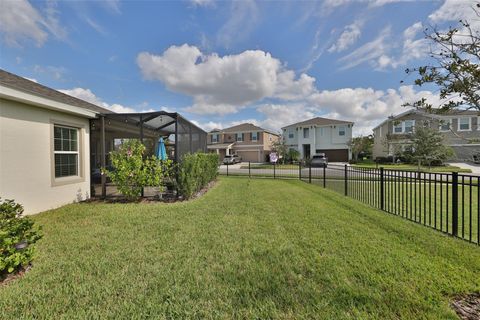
157, 137, 167, 160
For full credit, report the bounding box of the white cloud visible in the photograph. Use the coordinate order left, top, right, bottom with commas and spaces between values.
85, 17, 108, 36
193, 84, 441, 135
429, 0, 478, 26
429, 0, 480, 42
257, 103, 315, 131
337, 1, 479, 70
137, 44, 316, 115
102, 0, 121, 15
191, 120, 223, 132
58, 87, 155, 113
0, 0, 66, 47
33, 65, 67, 80
307, 85, 441, 135
216, 0, 258, 49
328, 20, 364, 53
190, 0, 215, 7
337, 26, 392, 70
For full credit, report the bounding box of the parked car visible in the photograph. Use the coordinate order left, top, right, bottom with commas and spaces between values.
474, 153, 480, 164
223, 154, 242, 164
310, 154, 328, 168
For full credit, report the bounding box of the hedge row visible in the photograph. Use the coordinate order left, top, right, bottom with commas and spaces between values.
177, 153, 219, 199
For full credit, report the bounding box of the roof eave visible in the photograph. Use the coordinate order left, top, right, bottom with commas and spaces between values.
0, 85, 98, 118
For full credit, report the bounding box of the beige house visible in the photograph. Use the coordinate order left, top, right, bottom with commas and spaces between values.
207, 123, 279, 162
1, 69, 206, 215
0, 69, 110, 214
372, 109, 480, 161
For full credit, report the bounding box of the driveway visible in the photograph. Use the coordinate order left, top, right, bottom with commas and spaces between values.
449, 162, 480, 175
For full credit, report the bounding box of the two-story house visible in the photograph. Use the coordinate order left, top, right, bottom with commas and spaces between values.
282, 117, 354, 162
207, 123, 280, 162
372, 109, 480, 161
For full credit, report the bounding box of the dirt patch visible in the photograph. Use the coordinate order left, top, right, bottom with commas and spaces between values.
451, 293, 480, 320
84, 180, 219, 204
0, 265, 31, 287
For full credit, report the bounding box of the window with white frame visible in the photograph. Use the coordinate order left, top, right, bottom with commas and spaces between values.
54, 125, 79, 178
251, 132, 258, 141
236, 133, 244, 141
458, 117, 471, 131
288, 130, 294, 139
211, 133, 219, 142
338, 126, 346, 136
303, 127, 309, 138
439, 119, 451, 132
404, 120, 415, 133
393, 122, 403, 134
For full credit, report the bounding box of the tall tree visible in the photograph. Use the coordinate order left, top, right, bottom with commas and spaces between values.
405, 5, 480, 112
348, 135, 373, 162
408, 125, 453, 169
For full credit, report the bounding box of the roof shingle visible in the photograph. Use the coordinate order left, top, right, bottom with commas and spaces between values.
282, 117, 353, 129
0, 69, 112, 114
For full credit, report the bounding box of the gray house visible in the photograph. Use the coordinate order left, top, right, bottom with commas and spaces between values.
372, 109, 480, 161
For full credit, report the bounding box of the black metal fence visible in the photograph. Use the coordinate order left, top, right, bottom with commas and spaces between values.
220, 162, 479, 245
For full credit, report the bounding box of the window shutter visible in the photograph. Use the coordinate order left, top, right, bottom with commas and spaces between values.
250, 132, 252, 140
242, 133, 244, 141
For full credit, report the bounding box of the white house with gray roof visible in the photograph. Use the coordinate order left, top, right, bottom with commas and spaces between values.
282, 117, 354, 162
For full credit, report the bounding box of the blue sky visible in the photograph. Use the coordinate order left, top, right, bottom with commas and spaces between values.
0, 0, 476, 135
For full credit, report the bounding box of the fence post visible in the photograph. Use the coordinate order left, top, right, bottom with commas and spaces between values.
299, 161, 302, 180
452, 172, 459, 237
273, 162, 276, 179
249, 161, 251, 178
380, 167, 385, 211
226, 163, 229, 176
309, 162, 312, 184
323, 163, 326, 188
344, 164, 348, 196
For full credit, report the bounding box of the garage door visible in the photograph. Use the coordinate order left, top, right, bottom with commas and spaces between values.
237, 151, 260, 162
317, 149, 349, 162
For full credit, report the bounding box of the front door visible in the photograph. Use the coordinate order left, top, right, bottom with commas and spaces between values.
303, 144, 311, 159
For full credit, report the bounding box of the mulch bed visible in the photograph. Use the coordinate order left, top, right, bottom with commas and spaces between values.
84, 180, 218, 204
0, 265, 31, 287
451, 293, 480, 320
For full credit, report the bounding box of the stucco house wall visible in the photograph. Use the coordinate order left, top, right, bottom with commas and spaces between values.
0, 98, 91, 215
283, 122, 353, 160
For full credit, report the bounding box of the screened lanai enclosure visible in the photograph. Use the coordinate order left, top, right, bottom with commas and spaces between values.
90, 111, 207, 198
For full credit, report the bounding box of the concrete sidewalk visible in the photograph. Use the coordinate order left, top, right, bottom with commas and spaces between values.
449, 162, 480, 175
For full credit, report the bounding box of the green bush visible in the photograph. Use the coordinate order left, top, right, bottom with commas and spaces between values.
1, 199, 42, 278
104, 140, 174, 201
177, 153, 219, 199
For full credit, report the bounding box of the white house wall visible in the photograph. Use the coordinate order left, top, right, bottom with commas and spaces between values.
284, 125, 352, 158
0, 98, 91, 215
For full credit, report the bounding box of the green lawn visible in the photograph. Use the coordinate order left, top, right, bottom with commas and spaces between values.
314, 178, 479, 243
351, 162, 472, 173
1, 177, 479, 319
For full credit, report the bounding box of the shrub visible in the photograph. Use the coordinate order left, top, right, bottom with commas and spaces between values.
177, 153, 219, 199
286, 149, 300, 163
104, 139, 174, 201
1, 199, 42, 278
